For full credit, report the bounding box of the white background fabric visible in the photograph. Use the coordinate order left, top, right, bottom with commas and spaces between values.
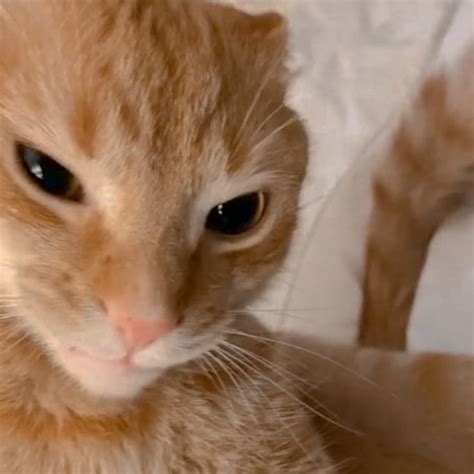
222, 0, 474, 354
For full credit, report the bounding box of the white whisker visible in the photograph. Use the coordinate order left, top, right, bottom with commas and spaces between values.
213, 347, 265, 429
224, 329, 380, 391
203, 352, 231, 398
249, 116, 300, 156
229, 48, 288, 162
219, 345, 315, 465
223, 341, 359, 435
209, 348, 254, 414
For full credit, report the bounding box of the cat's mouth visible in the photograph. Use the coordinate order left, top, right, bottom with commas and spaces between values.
52, 327, 227, 398
55, 343, 163, 398
66, 345, 134, 371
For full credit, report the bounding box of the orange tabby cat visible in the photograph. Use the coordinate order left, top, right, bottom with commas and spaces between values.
0, 1, 472, 473
359, 43, 474, 349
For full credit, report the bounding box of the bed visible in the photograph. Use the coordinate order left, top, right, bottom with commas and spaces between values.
222, 0, 474, 354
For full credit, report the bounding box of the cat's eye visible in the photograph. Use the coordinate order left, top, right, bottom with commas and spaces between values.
206, 192, 266, 236
16, 144, 84, 202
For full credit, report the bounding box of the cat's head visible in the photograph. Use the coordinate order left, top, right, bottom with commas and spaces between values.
0, 0, 307, 398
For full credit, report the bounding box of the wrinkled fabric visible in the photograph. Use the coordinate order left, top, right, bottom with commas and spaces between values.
223, 0, 473, 354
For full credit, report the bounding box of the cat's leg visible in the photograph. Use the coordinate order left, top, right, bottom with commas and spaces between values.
280, 335, 474, 473
358, 44, 474, 349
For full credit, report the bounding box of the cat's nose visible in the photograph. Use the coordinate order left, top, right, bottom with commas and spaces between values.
113, 317, 175, 352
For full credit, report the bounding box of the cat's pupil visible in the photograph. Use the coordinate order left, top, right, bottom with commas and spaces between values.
206, 192, 264, 236
16, 144, 83, 201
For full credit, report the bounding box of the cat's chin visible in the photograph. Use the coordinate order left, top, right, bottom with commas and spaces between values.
56, 346, 162, 399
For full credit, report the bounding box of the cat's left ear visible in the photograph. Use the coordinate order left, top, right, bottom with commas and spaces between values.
208, 4, 289, 84
240, 10, 288, 56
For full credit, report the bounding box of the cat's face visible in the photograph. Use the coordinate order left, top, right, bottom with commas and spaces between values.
0, 0, 307, 398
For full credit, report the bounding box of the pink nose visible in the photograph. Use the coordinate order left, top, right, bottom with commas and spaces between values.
113, 317, 175, 352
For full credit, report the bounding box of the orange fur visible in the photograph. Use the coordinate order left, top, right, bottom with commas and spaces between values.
0, 1, 472, 472
292, 339, 474, 473
0, 1, 326, 472
359, 45, 474, 349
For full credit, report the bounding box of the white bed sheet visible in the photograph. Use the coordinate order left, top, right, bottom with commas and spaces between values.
223, 0, 474, 354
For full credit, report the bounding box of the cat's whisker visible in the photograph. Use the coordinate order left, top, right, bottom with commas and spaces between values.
248, 314, 321, 326
209, 348, 256, 415
202, 352, 232, 399
218, 346, 300, 422
0, 330, 21, 341
194, 357, 218, 380
29, 346, 46, 365
212, 348, 267, 429
0, 314, 18, 322
0, 314, 27, 338
249, 116, 300, 157
228, 308, 340, 325
241, 307, 336, 313
222, 341, 353, 434
203, 353, 270, 457
245, 103, 287, 150
220, 341, 360, 436
222, 339, 320, 395
245, 336, 338, 392
230, 48, 288, 161
0, 330, 30, 355
216, 346, 313, 464
0, 317, 23, 329
223, 329, 382, 391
